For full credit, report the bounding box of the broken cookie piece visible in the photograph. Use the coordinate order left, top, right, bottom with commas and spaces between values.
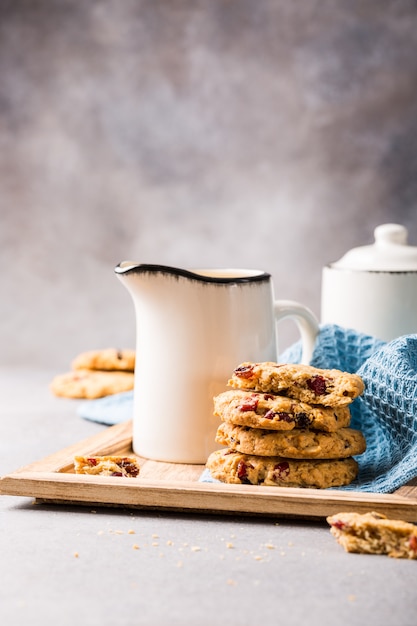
327, 511, 417, 559
74, 455, 140, 477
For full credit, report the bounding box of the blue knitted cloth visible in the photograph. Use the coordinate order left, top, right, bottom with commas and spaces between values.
78, 390, 134, 425
78, 324, 417, 493
281, 324, 417, 493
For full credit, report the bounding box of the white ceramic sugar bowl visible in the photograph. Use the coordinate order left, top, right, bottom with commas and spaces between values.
321, 223, 417, 341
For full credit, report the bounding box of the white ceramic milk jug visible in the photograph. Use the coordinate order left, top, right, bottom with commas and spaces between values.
321, 223, 417, 341
115, 264, 319, 463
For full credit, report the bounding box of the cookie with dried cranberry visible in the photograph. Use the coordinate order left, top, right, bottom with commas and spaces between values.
206, 448, 358, 488
50, 369, 134, 399
216, 422, 366, 459
214, 390, 351, 432
74, 455, 140, 477
327, 511, 417, 559
228, 362, 364, 407
72, 348, 135, 372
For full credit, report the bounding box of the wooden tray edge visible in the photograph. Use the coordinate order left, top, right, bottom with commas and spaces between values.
2, 421, 417, 521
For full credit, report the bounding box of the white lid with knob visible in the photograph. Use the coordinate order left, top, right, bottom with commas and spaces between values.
330, 224, 417, 271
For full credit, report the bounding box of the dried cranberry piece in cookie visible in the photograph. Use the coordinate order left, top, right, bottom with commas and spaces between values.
120, 458, 140, 477
306, 375, 329, 396
264, 410, 294, 423
234, 365, 255, 379
272, 461, 290, 482
330, 518, 349, 531
239, 395, 259, 412
277, 412, 294, 423
296, 413, 311, 429
409, 535, 417, 553
237, 460, 248, 479
237, 460, 253, 484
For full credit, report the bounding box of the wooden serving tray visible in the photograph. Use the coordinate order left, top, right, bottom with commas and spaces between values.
1, 421, 417, 521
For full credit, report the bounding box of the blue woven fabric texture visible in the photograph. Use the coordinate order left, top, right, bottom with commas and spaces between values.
280, 324, 417, 493
77, 391, 133, 425
78, 324, 417, 494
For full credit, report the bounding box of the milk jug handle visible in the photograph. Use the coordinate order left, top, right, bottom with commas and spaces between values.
273, 300, 319, 365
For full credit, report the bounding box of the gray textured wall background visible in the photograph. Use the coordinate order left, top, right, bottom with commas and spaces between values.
1, 0, 417, 370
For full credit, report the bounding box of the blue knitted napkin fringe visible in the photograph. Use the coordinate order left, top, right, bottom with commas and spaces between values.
78, 324, 417, 494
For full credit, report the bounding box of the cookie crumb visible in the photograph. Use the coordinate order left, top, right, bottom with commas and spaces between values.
191, 546, 201, 552
74, 552, 79, 558
133, 544, 140, 550
227, 579, 237, 586
128, 529, 135, 535
226, 542, 234, 549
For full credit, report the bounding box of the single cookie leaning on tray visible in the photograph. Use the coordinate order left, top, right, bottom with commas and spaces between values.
206, 448, 358, 489
327, 511, 417, 559
228, 362, 365, 407
72, 348, 135, 372
214, 389, 351, 432
216, 422, 366, 460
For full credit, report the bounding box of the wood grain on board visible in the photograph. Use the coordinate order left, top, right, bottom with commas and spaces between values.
1, 421, 417, 521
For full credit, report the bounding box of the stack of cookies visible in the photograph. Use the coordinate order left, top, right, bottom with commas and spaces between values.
206, 361, 366, 489
50, 348, 135, 399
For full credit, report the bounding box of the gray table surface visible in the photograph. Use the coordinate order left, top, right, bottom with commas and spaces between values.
1, 368, 416, 626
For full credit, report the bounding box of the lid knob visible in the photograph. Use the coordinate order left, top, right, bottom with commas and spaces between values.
374, 223, 408, 246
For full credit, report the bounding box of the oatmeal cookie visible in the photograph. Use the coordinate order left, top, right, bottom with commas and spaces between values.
50, 369, 134, 399
214, 390, 351, 432
327, 511, 417, 559
206, 448, 358, 488
216, 422, 366, 459
74, 455, 140, 477
229, 362, 364, 407
72, 348, 135, 372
